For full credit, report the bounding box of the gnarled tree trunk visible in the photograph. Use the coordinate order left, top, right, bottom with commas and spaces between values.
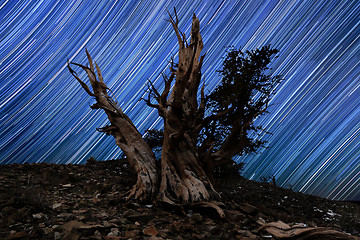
67, 51, 158, 202
144, 11, 219, 203
160, 127, 218, 203
69, 10, 220, 204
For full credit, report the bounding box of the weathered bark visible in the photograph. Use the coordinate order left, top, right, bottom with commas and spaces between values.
68, 50, 158, 201
258, 221, 360, 240
160, 129, 218, 202
149, 10, 218, 202
68, 10, 277, 207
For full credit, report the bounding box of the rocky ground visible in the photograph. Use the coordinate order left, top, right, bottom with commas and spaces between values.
1, 158, 360, 239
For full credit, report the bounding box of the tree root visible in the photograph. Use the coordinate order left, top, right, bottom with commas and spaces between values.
258, 220, 360, 240
158, 193, 187, 216
189, 201, 226, 219
121, 176, 157, 202
158, 193, 226, 219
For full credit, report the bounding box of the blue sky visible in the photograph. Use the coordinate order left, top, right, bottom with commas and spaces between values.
1, 0, 360, 201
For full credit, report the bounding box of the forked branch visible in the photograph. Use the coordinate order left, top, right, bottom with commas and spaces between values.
166, 7, 185, 49
68, 49, 159, 202
67, 60, 94, 97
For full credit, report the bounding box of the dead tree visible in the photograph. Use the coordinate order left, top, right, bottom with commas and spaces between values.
67, 51, 158, 202
68, 9, 280, 206
143, 11, 219, 203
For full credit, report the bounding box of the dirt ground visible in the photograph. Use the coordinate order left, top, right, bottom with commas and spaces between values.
1, 159, 359, 239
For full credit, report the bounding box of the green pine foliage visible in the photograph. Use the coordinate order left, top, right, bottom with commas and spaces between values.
203, 45, 282, 156
145, 45, 281, 179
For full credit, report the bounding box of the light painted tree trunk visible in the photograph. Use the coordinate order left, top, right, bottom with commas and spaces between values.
145, 11, 219, 203
68, 51, 158, 201
159, 121, 218, 202
69, 10, 219, 204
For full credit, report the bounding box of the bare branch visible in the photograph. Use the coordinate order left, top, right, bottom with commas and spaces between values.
142, 87, 166, 117
95, 61, 104, 82
141, 95, 160, 109
69, 49, 159, 201
166, 8, 185, 49
67, 60, 94, 97
85, 47, 94, 72
161, 71, 175, 105
70, 61, 97, 88
96, 125, 118, 135
173, 7, 179, 24
147, 79, 161, 102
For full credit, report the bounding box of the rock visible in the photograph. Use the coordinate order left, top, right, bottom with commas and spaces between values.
2, 158, 360, 240
61, 220, 85, 232
76, 215, 86, 221
57, 212, 74, 220
32, 213, 44, 219
62, 232, 80, 240
221, 232, 230, 239
256, 217, 266, 225
6, 231, 27, 240
38, 222, 45, 228
107, 228, 120, 236
224, 209, 245, 222
52, 203, 62, 210
149, 237, 164, 240
43, 227, 53, 235
28, 229, 43, 238
205, 225, 218, 234
239, 203, 259, 215
235, 230, 258, 240
103, 236, 122, 240
72, 209, 88, 214
54, 232, 62, 240
93, 230, 102, 240
190, 212, 203, 223
97, 211, 109, 218
127, 213, 156, 223
235, 235, 258, 240
3, 206, 16, 214
192, 233, 205, 239
143, 225, 159, 236
124, 230, 140, 238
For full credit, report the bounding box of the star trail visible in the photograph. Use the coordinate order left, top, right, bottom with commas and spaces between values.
1, 0, 360, 201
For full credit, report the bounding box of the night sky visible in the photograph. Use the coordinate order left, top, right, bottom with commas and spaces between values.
1, 1, 360, 201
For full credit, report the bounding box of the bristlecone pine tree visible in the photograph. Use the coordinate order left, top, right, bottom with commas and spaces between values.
67, 9, 281, 205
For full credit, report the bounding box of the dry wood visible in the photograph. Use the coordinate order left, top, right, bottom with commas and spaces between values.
68, 50, 158, 201
258, 221, 360, 240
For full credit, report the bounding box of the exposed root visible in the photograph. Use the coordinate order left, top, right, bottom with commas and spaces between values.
158, 191, 226, 219
189, 201, 226, 219
258, 221, 360, 240
159, 193, 187, 216
125, 182, 146, 201
122, 174, 157, 202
